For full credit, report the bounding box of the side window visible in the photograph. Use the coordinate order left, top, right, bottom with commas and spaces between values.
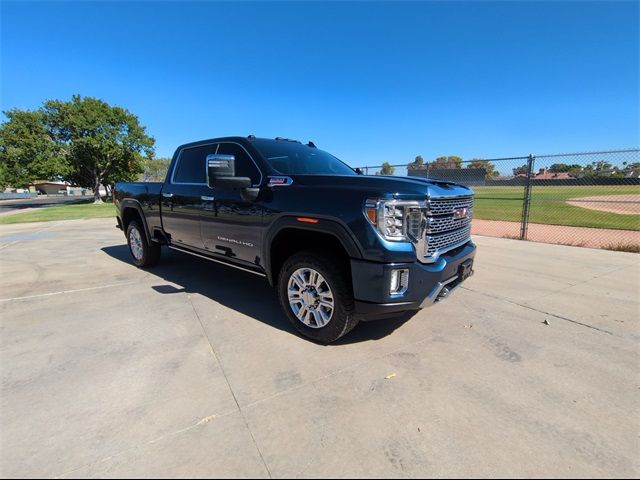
173, 145, 217, 184
216, 143, 261, 186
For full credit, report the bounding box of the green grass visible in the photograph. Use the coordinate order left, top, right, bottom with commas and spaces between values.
473, 185, 640, 230
0, 201, 116, 225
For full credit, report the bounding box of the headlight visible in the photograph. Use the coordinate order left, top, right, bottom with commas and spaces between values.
364, 198, 425, 242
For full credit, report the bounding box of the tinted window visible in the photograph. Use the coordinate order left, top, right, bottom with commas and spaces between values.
173, 145, 216, 183
252, 140, 356, 176
216, 143, 261, 185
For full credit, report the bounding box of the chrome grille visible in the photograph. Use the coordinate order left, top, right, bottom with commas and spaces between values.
421, 195, 473, 262
427, 212, 473, 234
427, 197, 474, 216
425, 225, 472, 258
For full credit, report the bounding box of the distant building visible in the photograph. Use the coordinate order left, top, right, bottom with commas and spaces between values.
31, 181, 106, 196
533, 168, 573, 180
32, 181, 69, 195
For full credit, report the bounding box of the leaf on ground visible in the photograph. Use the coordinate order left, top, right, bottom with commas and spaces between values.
384, 373, 396, 380
196, 415, 217, 426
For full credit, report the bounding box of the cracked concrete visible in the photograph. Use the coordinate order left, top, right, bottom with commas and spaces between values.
1, 218, 638, 478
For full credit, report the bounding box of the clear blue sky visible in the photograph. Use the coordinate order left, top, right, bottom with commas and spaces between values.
1, 1, 638, 165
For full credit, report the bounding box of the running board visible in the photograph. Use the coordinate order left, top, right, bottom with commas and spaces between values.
168, 245, 267, 278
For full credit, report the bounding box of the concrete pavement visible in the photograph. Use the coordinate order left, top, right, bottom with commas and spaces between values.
0, 218, 638, 478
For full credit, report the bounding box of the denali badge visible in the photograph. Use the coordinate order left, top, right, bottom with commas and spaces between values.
453, 207, 470, 220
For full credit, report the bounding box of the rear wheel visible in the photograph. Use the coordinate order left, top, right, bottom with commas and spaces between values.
126, 220, 161, 267
278, 250, 358, 343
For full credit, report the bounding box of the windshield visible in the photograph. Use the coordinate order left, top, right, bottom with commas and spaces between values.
252, 140, 356, 176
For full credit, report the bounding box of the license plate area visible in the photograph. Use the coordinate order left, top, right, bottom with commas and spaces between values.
458, 259, 474, 282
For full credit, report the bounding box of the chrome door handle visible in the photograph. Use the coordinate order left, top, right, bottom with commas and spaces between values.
201, 196, 215, 201
162, 193, 174, 198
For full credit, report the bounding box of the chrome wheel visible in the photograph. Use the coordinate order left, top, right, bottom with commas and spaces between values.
129, 226, 144, 261
287, 267, 334, 329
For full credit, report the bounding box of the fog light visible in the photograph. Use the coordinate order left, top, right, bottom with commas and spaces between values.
390, 269, 409, 295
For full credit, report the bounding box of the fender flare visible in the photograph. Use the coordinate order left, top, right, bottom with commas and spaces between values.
262, 214, 363, 285
119, 199, 153, 244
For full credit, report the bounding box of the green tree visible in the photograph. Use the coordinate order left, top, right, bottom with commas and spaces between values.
581, 160, 614, 178
142, 157, 172, 181
44, 95, 154, 202
0, 108, 69, 188
377, 162, 395, 176
431, 156, 462, 169
512, 164, 528, 176
548, 163, 582, 173
407, 155, 426, 172
466, 159, 499, 178
622, 162, 640, 176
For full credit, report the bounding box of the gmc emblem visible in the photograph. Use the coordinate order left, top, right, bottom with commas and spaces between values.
453, 207, 470, 220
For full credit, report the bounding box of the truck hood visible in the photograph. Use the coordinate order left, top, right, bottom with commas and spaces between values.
284, 174, 473, 199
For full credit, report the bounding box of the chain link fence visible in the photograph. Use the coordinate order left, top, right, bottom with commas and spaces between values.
356, 149, 640, 252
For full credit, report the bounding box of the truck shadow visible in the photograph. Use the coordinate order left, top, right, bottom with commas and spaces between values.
102, 244, 413, 345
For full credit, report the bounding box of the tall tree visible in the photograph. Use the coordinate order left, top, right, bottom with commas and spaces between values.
466, 159, 499, 178
407, 155, 426, 172
44, 95, 154, 203
432, 156, 462, 169
512, 164, 529, 176
377, 162, 395, 176
0, 108, 69, 188
142, 157, 172, 181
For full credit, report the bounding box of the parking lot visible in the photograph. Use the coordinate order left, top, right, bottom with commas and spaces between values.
1, 218, 638, 478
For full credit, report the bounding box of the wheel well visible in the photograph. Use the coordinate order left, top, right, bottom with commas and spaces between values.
270, 228, 351, 284
121, 207, 143, 233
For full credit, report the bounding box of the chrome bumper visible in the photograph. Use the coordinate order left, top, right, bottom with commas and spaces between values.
420, 268, 473, 308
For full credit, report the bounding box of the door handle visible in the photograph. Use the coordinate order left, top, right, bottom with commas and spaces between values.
162, 193, 174, 198
201, 195, 215, 201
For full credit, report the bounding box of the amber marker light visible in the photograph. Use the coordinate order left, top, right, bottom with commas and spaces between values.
296, 217, 320, 224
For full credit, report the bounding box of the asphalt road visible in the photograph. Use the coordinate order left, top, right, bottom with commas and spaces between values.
0, 218, 638, 478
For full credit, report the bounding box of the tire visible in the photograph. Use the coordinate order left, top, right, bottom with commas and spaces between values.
126, 220, 161, 268
278, 249, 358, 344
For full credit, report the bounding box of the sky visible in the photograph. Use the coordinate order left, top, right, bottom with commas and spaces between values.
1, 0, 638, 166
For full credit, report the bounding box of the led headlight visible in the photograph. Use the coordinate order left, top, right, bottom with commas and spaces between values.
364, 198, 425, 242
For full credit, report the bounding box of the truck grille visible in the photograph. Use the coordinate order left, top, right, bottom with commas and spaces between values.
427, 213, 472, 234
425, 224, 472, 258
422, 196, 473, 262
427, 197, 474, 216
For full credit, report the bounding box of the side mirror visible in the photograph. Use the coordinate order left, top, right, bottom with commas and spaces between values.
355, 167, 364, 175
207, 154, 236, 188
206, 153, 259, 200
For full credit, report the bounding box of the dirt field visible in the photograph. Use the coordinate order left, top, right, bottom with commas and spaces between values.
567, 195, 640, 215
472, 219, 640, 249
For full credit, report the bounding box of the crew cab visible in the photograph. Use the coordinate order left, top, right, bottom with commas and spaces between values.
115, 136, 476, 343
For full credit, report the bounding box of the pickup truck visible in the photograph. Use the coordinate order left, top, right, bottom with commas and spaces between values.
115, 136, 476, 343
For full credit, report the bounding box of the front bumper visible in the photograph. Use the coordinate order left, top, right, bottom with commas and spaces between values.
352, 241, 476, 320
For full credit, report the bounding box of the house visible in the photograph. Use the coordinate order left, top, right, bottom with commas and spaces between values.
533, 168, 573, 180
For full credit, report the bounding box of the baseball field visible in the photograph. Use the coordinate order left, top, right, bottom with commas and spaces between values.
473, 185, 640, 231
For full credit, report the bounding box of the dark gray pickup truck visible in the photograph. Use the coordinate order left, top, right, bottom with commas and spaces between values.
115, 136, 476, 343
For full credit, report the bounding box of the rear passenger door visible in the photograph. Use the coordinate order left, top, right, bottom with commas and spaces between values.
161, 144, 217, 249
200, 142, 265, 265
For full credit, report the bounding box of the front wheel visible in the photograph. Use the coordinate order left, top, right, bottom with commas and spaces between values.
278, 250, 358, 343
126, 220, 161, 267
